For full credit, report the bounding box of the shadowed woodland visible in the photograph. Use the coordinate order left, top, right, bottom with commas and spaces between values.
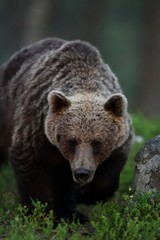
0, 0, 160, 116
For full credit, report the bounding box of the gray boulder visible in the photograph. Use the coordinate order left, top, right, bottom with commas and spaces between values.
132, 135, 160, 193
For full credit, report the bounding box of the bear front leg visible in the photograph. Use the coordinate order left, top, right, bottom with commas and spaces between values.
10, 143, 87, 223
10, 144, 54, 212
52, 163, 88, 223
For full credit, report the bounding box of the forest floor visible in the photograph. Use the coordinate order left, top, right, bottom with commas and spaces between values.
0, 113, 160, 240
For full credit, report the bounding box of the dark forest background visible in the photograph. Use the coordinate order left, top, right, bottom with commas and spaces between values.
0, 0, 160, 115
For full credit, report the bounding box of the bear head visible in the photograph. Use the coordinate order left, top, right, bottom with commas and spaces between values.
45, 90, 130, 186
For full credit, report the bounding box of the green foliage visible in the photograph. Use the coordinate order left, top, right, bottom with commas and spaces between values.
0, 114, 160, 239
4, 202, 54, 240
1, 193, 159, 240
132, 112, 160, 140
91, 193, 160, 240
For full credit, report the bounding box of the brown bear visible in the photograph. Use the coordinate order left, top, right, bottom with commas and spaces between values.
0, 38, 132, 222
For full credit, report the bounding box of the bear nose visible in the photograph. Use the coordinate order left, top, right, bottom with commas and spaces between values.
74, 168, 90, 183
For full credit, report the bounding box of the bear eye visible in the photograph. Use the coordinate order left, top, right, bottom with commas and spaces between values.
67, 139, 78, 152
92, 140, 102, 154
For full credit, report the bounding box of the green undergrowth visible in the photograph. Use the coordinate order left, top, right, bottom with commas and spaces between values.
0, 113, 160, 239
1, 193, 160, 240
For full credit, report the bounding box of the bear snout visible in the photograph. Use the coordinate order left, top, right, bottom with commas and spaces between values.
73, 168, 91, 184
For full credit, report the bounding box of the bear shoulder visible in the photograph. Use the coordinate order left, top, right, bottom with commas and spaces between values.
1, 38, 66, 86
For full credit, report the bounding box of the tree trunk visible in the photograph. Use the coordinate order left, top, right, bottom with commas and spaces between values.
22, 0, 52, 45
83, 0, 107, 49
139, 0, 160, 116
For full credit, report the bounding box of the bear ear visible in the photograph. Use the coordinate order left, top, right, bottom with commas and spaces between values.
104, 94, 128, 117
47, 90, 71, 113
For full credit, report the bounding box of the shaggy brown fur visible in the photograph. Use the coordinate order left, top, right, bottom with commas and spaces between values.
0, 38, 132, 222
